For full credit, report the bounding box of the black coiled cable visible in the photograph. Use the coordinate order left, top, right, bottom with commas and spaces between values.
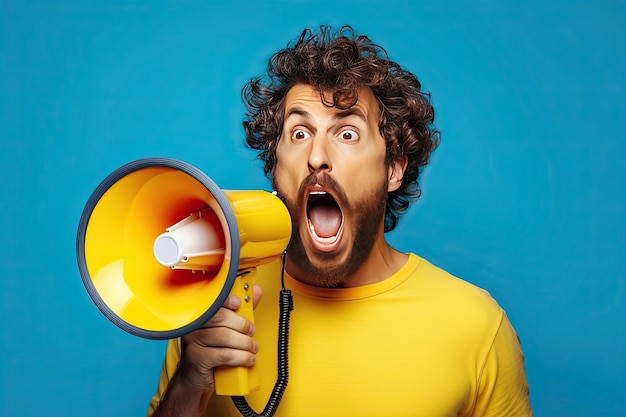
231, 255, 293, 417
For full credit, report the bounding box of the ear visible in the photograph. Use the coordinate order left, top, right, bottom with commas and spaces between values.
387, 156, 408, 192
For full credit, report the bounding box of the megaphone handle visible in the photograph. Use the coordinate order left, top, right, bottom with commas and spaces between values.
214, 270, 260, 396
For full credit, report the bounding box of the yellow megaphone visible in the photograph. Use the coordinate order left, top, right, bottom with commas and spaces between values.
76, 158, 292, 396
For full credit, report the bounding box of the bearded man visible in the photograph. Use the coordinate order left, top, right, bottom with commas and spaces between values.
148, 25, 533, 417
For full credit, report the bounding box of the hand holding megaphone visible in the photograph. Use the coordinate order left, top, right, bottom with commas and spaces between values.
76, 158, 291, 396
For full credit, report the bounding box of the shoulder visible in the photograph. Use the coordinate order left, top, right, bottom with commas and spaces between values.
406, 254, 506, 339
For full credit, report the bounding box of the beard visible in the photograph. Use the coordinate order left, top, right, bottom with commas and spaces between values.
274, 171, 388, 287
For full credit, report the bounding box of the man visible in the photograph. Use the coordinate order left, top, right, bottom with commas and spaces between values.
148, 25, 533, 416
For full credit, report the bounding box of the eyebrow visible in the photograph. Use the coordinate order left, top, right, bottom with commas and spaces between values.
284, 107, 311, 121
285, 106, 368, 123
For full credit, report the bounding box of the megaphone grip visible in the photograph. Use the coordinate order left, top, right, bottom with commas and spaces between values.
214, 271, 260, 396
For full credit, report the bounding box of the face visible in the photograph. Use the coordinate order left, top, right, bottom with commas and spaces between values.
272, 84, 404, 287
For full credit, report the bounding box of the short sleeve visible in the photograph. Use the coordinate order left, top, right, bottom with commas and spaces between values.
472, 313, 533, 416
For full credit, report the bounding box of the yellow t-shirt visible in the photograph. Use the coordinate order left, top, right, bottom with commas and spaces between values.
148, 254, 532, 416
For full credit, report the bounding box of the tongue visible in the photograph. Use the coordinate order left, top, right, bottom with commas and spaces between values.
308, 204, 342, 238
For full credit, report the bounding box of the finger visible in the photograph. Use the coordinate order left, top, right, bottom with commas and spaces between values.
197, 306, 256, 336
177, 337, 256, 390
252, 284, 262, 309
223, 293, 242, 310
185, 341, 258, 368
222, 285, 262, 311
186, 326, 259, 354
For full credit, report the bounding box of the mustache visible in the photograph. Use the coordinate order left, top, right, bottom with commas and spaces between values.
272, 172, 347, 212
297, 172, 347, 208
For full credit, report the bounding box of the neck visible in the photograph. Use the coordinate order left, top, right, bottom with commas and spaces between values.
338, 238, 408, 288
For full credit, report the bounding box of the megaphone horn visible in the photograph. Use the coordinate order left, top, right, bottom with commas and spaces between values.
76, 157, 291, 396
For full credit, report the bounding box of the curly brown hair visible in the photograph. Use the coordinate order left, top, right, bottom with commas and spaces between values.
242, 25, 440, 232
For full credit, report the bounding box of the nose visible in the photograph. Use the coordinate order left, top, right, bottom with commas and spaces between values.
307, 134, 331, 173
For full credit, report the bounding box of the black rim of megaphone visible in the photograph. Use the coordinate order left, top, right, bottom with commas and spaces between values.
76, 157, 241, 340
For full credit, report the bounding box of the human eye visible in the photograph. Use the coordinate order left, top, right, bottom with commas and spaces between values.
338, 128, 359, 142
291, 128, 311, 141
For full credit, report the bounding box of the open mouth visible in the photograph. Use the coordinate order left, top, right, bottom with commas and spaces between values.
306, 190, 344, 247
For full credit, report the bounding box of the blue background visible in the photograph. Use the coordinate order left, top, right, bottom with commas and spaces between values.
1, 1, 624, 416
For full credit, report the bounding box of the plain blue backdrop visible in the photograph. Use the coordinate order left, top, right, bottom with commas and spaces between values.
1, 1, 624, 416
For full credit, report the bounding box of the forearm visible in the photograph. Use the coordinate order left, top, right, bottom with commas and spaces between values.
151, 372, 213, 417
